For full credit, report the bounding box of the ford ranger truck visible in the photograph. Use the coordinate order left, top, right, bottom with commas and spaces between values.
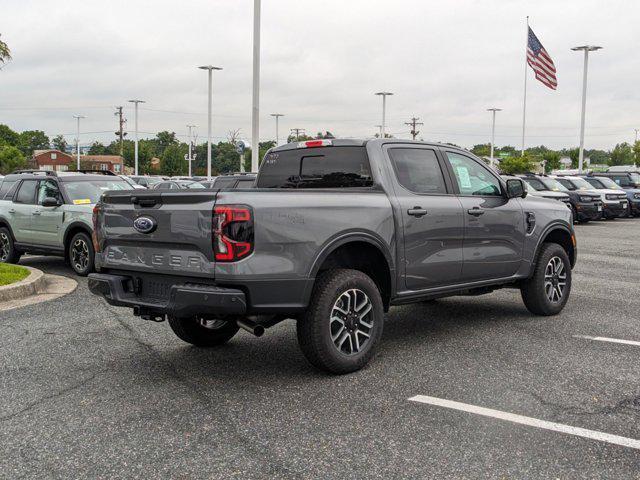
88, 139, 577, 374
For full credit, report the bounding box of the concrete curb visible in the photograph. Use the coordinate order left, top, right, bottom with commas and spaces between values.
0, 272, 77, 312
0, 266, 47, 302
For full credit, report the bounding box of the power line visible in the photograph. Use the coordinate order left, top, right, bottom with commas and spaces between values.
290, 128, 306, 141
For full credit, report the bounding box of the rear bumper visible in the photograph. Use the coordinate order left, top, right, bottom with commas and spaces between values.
88, 273, 247, 318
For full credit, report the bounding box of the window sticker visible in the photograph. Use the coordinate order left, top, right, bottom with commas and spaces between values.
73, 199, 91, 205
456, 166, 472, 189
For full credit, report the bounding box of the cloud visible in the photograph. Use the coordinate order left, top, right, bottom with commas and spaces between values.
1, 0, 638, 150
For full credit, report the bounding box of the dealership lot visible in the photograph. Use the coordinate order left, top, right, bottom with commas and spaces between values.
1, 220, 639, 478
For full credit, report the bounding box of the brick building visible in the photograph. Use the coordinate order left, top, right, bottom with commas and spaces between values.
31, 150, 125, 173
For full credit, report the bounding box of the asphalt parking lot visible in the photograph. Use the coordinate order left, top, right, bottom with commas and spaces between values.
1, 219, 639, 479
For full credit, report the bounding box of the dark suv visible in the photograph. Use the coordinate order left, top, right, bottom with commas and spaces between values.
597, 171, 640, 217
520, 174, 601, 223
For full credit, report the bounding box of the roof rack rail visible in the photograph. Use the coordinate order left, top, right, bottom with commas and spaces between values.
11, 169, 58, 176
75, 169, 117, 176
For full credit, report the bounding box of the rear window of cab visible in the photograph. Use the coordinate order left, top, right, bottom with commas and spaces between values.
256, 146, 373, 189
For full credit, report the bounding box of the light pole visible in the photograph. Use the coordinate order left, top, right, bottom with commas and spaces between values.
186, 124, 197, 177
128, 99, 145, 175
198, 65, 223, 180
487, 108, 502, 167
251, 0, 261, 172
571, 45, 602, 173
270, 113, 284, 145
375, 92, 393, 139
73, 114, 85, 170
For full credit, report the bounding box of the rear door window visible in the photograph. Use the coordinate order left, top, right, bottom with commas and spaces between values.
37, 179, 61, 204
388, 148, 447, 194
15, 180, 38, 204
257, 146, 373, 188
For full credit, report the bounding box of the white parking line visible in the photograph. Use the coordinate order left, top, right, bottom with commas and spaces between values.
408, 395, 640, 450
574, 335, 640, 347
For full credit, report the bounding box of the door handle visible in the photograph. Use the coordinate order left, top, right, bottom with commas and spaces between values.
467, 207, 485, 216
8, 209, 15, 214
407, 207, 428, 217
32, 211, 41, 216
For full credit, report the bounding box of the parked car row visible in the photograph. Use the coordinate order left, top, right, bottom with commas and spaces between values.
509, 169, 640, 223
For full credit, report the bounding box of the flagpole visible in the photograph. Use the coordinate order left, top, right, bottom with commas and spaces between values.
521, 16, 529, 157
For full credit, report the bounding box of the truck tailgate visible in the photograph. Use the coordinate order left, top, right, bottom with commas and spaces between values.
96, 190, 217, 278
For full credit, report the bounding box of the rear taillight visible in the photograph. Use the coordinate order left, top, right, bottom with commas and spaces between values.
212, 205, 254, 262
92, 203, 102, 253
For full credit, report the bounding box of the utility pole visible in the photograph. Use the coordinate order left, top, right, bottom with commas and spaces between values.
405, 117, 423, 140
290, 128, 305, 142
251, 0, 261, 172
73, 114, 85, 170
571, 45, 602, 173
114, 106, 126, 157
128, 99, 145, 175
270, 113, 284, 145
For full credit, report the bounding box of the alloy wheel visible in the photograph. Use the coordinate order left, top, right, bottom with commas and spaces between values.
544, 256, 567, 303
71, 238, 89, 272
330, 288, 374, 355
0, 232, 10, 262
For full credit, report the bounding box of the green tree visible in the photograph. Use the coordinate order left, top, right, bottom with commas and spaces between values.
0, 146, 27, 174
632, 141, 640, 166
52, 134, 68, 151
542, 151, 561, 173
0, 124, 19, 146
497, 145, 518, 157
122, 139, 154, 174
609, 142, 634, 166
286, 133, 314, 143
585, 149, 610, 165
160, 144, 187, 176
498, 155, 535, 174
88, 141, 107, 155
0, 34, 10, 66
471, 144, 491, 157
17, 130, 50, 157
153, 131, 179, 156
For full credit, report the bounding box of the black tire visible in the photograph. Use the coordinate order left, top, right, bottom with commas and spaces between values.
0, 227, 21, 264
520, 243, 572, 316
68, 231, 94, 276
297, 269, 384, 374
168, 315, 240, 347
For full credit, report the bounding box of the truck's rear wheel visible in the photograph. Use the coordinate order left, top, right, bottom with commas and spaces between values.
297, 269, 384, 374
168, 315, 240, 347
520, 243, 572, 316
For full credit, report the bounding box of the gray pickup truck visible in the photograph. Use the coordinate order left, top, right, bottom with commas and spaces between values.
89, 139, 576, 373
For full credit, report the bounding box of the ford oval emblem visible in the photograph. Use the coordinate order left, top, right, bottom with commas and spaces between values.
133, 216, 157, 234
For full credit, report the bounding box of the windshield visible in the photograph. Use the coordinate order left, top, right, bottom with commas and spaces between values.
564, 178, 593, 191
540, 177, 568, 191
522, 178, 546, 191
64, 179, 132, 204
595, 177, 622, 190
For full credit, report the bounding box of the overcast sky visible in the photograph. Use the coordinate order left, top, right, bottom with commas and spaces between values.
1, 0, 638, 150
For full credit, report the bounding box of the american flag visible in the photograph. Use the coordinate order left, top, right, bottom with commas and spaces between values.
527, 27, 557, 90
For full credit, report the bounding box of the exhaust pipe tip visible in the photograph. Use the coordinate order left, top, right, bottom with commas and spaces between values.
237, 318, 265, 337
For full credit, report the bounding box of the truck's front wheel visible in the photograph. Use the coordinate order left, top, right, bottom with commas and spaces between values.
297, 269, 384, 374
168, 316, 240, 347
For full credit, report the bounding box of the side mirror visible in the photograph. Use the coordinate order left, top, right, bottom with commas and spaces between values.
506, 179, 527, 199
42, 197, 61, 207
